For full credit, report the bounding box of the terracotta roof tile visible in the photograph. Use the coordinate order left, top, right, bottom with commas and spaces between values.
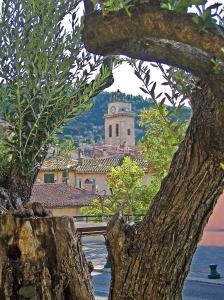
31, 184, 94, 208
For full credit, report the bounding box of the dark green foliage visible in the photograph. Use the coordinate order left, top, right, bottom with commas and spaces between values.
161, 0, 223, 37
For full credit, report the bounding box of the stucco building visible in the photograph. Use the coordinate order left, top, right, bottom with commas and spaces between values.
75, 155, 150, 195
35, 157, 77, 186
35, 155, 150, 194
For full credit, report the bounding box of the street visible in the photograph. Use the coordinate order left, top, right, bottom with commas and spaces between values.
81, 235, 224, 300
184, 281, 224, 300
93, 272, 224, 299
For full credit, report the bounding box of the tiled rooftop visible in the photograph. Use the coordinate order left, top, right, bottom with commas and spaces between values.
40, 154, 150, 174
76, 156, 149, 173
41, 157, 78, 171
31, 184, 94, 208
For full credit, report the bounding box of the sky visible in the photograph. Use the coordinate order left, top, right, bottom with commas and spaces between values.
105, 62, 167, 98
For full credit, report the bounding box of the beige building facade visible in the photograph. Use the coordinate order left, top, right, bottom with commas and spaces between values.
76, 173, 110, 195
47, 207, 80, 217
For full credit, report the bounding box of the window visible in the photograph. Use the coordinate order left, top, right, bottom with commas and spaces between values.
116, 124, 119, 136
127, 129, 131, 136
62, 170, 68, 183
44, 173, 55, 183
109, 125, 112, 137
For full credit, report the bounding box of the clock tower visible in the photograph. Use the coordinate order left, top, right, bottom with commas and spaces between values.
104, 92, 135, 147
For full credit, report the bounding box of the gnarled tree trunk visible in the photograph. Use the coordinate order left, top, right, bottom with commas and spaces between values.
106, 82, 224, 300
0, 214, 94, 300
0, 2, 223, 298
0, 158, 44, 212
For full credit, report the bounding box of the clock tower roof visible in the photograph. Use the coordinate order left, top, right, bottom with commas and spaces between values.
110, 89, 128, 103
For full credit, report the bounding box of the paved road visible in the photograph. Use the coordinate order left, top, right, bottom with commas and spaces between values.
184, 281, 224, 300
82, 235, 224, 299
93, 273, 224, 300
82, 237, 224, 281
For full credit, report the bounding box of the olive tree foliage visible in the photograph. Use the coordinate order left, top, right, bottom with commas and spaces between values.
0, 0, 113, 201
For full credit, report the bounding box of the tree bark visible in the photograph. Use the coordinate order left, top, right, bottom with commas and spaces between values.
0, 4, 223, 299
106, 82, 224, 300
83, 4, 224, 80
0, 181, 32, 212
0, 214, 94, 300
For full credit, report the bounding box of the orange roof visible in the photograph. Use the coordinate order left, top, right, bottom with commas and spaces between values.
31, 184, 94, 208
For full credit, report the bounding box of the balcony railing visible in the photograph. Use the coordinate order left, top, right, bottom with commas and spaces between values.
73, 214, 145, 223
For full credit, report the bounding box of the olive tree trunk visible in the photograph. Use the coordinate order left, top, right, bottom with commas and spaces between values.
106, 82, 224, 300
0, 214, 94, 300
1, 5, 224, 296
0, 160, 43, 212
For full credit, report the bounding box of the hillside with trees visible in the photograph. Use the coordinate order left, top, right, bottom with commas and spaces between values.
62, 91, 191, 143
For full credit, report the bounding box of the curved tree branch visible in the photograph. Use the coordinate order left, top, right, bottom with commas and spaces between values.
83, 4, 224, 79
114, 38, 223, 79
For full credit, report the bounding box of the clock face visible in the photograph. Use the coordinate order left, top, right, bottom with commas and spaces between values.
110, 106, 116, 114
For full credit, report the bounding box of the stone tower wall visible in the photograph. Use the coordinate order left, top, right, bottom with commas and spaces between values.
105, 114, 135, 147
107, 102, 131, 114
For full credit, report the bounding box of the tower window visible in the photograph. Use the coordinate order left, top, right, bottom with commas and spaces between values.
116, 124, 119, 136
127, 129, 131, 135
109, 125, 112, 137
